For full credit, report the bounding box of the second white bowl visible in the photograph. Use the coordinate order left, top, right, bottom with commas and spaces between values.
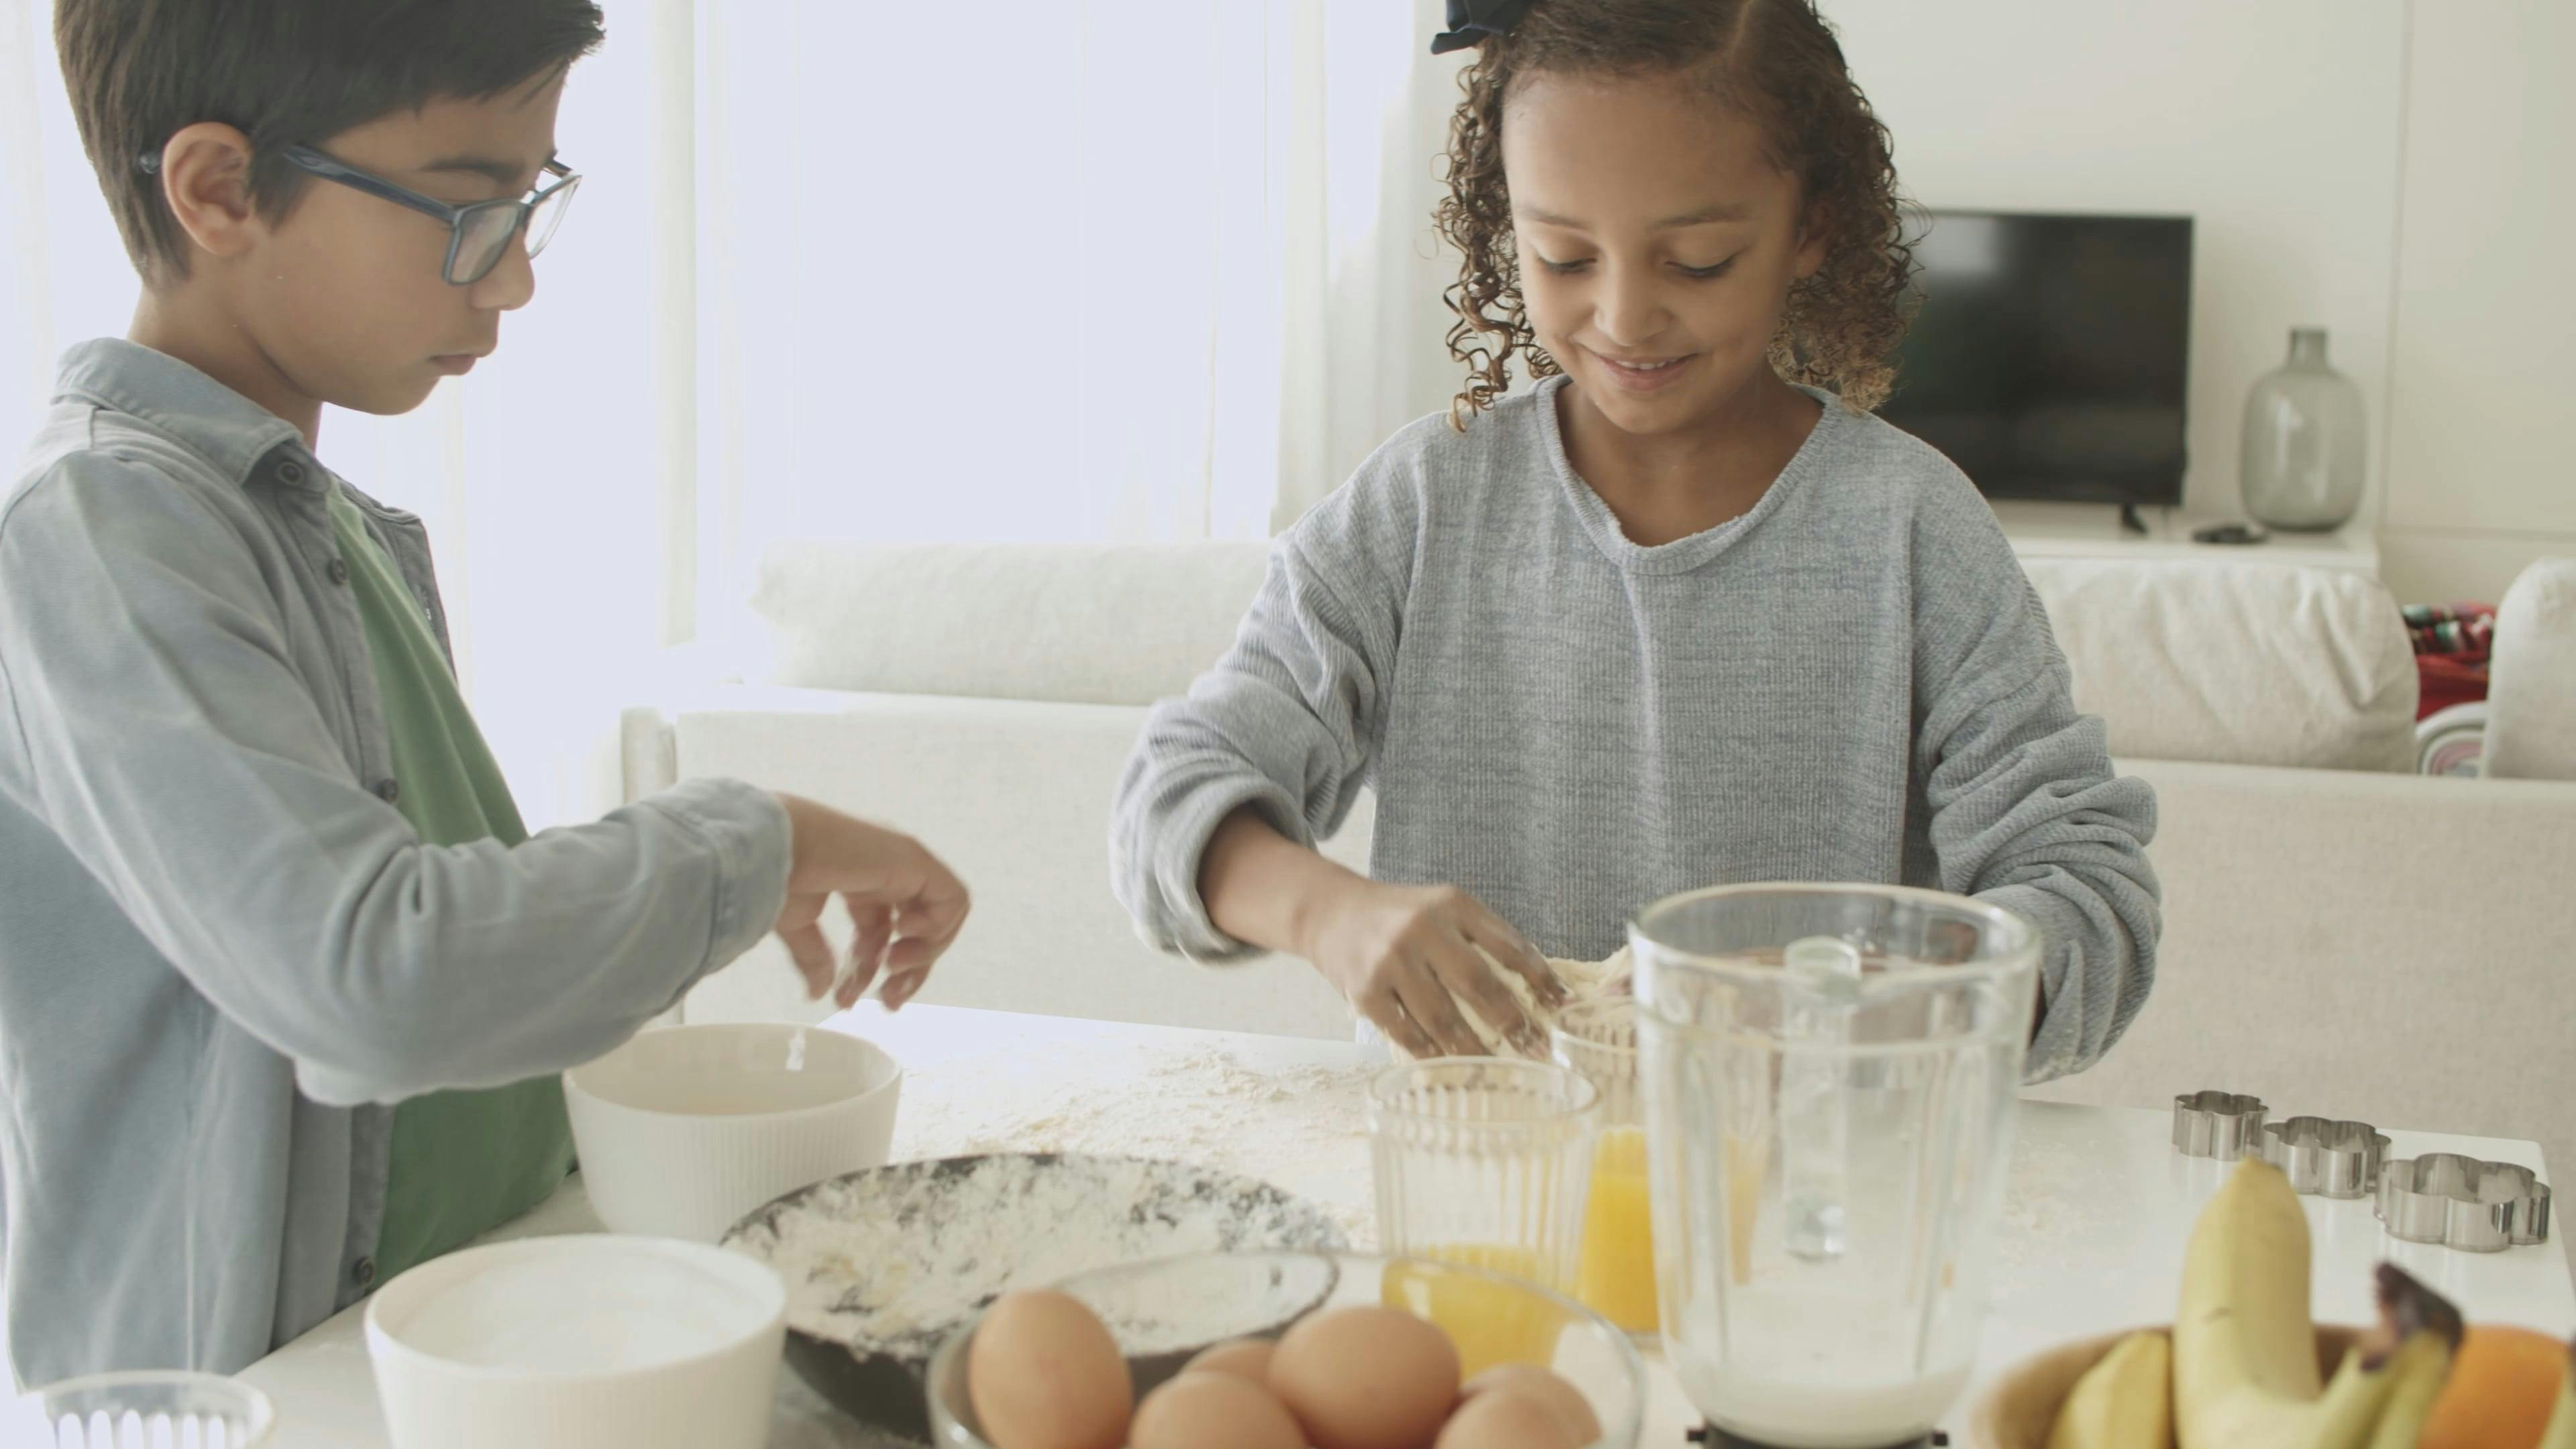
566, 1023, 902, 1242
365, 1235, 785, 1449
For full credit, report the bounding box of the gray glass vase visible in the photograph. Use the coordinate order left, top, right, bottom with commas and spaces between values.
2240, 326, 2367, 531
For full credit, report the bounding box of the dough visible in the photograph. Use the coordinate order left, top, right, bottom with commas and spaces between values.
1391, 947, 1632, 1061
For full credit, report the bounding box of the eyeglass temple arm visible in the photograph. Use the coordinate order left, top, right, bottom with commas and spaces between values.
278, 146, 460, 225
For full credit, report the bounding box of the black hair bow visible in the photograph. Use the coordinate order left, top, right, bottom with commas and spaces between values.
1430, 0, 1537, 54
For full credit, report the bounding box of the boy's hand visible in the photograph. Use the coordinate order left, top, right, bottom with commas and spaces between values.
1301, 880, 1564, 1058
771, 794, 971, 1010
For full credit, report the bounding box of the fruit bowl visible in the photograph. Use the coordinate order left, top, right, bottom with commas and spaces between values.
1965, 1324, 2365, 1449
924, 1250, 1648, 1448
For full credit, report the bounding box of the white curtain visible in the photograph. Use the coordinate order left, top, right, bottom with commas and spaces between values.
0, 0, 1469, 825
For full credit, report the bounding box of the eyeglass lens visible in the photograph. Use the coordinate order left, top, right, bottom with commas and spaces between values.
447, 178, 580, 285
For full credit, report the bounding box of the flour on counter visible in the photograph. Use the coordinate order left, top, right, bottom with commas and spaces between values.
888, 1041, 1377, 1246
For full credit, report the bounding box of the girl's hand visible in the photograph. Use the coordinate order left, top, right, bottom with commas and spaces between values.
1301, 879, 1564, 1057
771, 793, 972, 1010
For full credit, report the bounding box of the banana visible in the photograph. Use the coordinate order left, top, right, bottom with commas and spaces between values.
2175, 1159, 2322, 1448
2175, 1159, 2463, 1449
2360, 1307, 2456, 1449
2045, 1330, 2170, 1449
2538, 1336, 2576, 1449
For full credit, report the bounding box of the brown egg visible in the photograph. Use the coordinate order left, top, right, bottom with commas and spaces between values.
1434, 1387, 1588, 1449
1183, 1337, 1276, 1383
1460, 1364, 1601, 1442
966, 1290, 1133, 1449
1130, 1371, 1305, 1449
1269, 1305, 1461, 1449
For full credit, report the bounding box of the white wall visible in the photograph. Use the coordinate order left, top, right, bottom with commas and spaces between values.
1827, 0, 2410, 526
1829, 0, 2574, 602
2378, 0, 2576, 603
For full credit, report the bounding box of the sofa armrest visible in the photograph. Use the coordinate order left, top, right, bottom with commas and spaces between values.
617, 705, 680, 804
651, 688, 1362, 1038
607, 643, 773, 807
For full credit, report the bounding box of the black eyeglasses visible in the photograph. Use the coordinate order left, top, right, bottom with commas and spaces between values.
139, 144, 582, 285
280, 145, 580, 285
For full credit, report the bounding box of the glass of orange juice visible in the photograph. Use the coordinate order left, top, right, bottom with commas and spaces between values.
1366, 1059, 1598, 1371
1553, 997, 1659, 1339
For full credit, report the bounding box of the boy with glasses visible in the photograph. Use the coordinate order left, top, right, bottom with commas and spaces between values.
0, 0, 970, 1385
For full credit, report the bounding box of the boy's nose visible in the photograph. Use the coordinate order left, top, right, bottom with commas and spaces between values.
470, 234, 539, 313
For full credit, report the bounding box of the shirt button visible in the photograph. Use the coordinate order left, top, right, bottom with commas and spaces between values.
278, 460, 306, 486
374, 778, 401, 804
353, 1256, 376, 1287
327, 558, 350, 586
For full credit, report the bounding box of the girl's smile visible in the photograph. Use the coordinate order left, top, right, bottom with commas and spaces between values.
1586, 348, 1700, 392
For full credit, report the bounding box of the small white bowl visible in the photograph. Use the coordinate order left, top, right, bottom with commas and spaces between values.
565, 1023, 902, 1242
364, 1235, 785, 1449
19, 1371, 274, 1447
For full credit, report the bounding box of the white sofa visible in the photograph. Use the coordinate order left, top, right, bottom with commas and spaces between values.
616, 542, 2576, 1193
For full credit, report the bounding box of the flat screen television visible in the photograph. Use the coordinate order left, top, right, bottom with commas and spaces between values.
1878, 211, 2192, 509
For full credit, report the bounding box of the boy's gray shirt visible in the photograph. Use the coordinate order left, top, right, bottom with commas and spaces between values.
0, 340, 792, 1385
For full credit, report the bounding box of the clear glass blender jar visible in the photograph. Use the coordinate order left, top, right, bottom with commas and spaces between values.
1630, 884, 2039, 1449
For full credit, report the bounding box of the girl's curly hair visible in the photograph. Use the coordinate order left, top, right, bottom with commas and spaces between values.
1436, 0, 1916, 425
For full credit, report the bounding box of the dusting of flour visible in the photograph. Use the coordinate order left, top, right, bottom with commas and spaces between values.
889, 1040, 1377, 1247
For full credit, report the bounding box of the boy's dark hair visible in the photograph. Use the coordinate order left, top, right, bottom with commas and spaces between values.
1436, 0, 1917, 423
56, 0, 606, 286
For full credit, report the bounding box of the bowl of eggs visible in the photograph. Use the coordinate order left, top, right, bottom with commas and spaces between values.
925, 1250, 1646, 1449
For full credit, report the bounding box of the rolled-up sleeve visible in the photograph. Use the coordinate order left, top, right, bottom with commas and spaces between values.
0, 455, 791, 1105
1111, 472, 1412, 963
1111, 539, 1388, 962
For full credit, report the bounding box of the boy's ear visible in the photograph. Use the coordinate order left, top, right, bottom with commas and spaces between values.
155, 123, 266, 265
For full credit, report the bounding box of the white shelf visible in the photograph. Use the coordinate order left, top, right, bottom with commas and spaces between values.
1989, 499, 2380, 576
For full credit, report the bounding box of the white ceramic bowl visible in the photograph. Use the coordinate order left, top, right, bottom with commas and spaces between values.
364, 1235, 785, 1449
565, 1022, 902, 1242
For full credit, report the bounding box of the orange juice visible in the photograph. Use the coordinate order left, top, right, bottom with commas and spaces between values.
1381, 1246, 1570, 1377
1574, 1127, 1658, 1333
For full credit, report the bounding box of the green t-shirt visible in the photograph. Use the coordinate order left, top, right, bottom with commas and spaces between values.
328, 488, 574, 1285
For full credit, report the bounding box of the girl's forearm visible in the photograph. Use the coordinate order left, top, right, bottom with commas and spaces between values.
1197, 806, 1364, 959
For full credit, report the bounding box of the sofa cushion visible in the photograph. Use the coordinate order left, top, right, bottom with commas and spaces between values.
750, 540, 1271, 706
2022, 559, 2418, 772
751, 541, 2420, 772
2484, 557, 2576, 781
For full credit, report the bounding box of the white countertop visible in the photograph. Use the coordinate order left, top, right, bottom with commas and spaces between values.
241, 1004, 2569, 1447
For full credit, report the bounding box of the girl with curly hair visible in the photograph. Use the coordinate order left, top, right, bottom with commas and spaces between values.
1114, 0, 2159, 1081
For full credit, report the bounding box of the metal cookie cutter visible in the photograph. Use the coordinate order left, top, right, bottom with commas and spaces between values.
2173, 1090, 2267, 1160
2376, 1153, 2555, 1252
2262, 1118, 2392, 1199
